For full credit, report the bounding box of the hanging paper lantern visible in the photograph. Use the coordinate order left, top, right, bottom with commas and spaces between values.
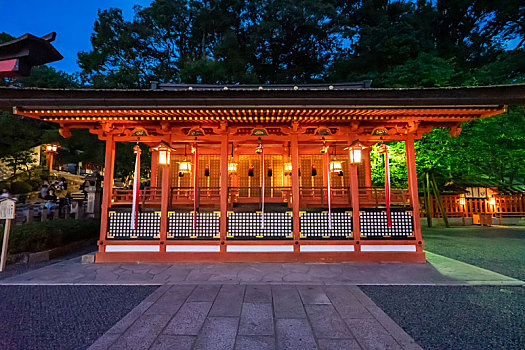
228, 162, 238, 174
329, 160, 343, 173
284, 162, 292, 175
267, 168, 273, 177
179, 161, 191, 174
311, 166, 317, 177
248, 166, 254, 177
204, 167, 210, 177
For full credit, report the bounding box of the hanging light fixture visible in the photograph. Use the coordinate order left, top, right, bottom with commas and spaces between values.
320, 137, 328, 154
284, 142, 292, 175
228, 142, 238, 174
347, 140, 366, 164
329, 142, 343, 173
178, 143, 192, 176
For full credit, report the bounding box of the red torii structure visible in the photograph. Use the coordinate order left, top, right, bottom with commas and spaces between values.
1, 83, 523, 263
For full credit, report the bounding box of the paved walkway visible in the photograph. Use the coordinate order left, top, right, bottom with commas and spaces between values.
1, 252, 523, 286
1, 253, 523, 349
89, 284, 421, 350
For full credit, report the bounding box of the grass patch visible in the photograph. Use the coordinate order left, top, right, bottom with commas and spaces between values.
0, 219, 99, 255
423, 226, 525, 280
361, 286, 525, 350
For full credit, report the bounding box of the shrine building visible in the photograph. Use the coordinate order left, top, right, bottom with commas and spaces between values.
1, 82, 523, 263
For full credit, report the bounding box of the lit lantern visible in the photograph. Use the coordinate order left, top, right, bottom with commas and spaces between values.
45, 144, 59, 153
44, 144, 59, 172
228, 162, 238, 174
228, 142, 237, 174
488, 197, 496, 206
348, 140, 366, 164
154, 143, 172, 166
459, 195, 466, 207
329, 160, 343, 173
178, 161, 191, 174
284, 162, 292, 175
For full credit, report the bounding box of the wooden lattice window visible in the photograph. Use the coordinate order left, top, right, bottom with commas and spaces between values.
299, 155, 323, 188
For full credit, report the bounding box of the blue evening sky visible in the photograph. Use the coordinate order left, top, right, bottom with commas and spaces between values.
0, 0, 152, 73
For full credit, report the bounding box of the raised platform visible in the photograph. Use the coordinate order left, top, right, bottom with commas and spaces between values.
95, 240, 426, 263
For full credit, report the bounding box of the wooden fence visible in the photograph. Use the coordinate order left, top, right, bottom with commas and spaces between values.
422, 194, 525, 218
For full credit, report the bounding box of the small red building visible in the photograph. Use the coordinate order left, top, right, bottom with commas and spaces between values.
1, 83, 523, 263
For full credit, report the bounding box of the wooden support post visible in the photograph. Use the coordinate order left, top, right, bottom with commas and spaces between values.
99, 135, 115, 251
150, 150, 159, 187
159, 163, 170, 249
291, 133, 300, 251
47, 152, 54, 173
220, 134, 229, 251
405, 136, 423, 248
0, 219, 11, 272
363, 147, 372, 187
349, 163, 361, 245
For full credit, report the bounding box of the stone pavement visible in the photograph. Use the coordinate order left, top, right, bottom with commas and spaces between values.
89, 284, 422, 350
1, 252, 523, 286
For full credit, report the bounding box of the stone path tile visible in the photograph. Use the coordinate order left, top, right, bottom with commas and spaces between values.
239, 302, 274, 335
163, 301, 213, 335
305, 304, 351, 339
325, 285, 373, 319
276, 318, 318, 350
209, 284, 245, 316
272, 285, 306, 318
298, 285, 331, 304
317, 338, 362, 350
110, 314, 172, 350
235, 335, 275, 350
244, 284, 272, 302
150, 335, 196, 350
346, 318, 403, 350
193, 317, 239, 350
188, 284, 221, 302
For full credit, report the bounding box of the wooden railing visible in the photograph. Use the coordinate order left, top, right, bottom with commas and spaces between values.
359, 187, 410, 208
423, 194, 525, 217
299, 187, 351, 207
112, 187, 162, 206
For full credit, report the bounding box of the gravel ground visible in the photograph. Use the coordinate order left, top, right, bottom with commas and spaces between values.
361, 285, 525, 350
423, 226, 525, 280
0, 285, 158, 350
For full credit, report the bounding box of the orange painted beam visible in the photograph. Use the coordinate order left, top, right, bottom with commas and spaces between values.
99, 135, 115, 251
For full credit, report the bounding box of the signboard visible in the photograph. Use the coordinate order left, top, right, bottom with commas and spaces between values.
0, 199, 15, 220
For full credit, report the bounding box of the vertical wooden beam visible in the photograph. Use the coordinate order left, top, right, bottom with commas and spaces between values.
99, 134, 115, 251
291, 133, 300, 250
363, 147, 372, 187
405, 135, 423, 248
159, 163, 170, 249
348, 163, 361, 245
150, 150, 159, 187
220, 134, 229, 251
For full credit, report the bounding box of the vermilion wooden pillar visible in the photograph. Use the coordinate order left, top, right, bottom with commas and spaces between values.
99, 134, 115, 250
220, 134, 229, 251
159, 163, 170, 249
405, 135, 423, 248
363, 148, 372, 187
150, 150, 159, 187
348, 163, 361, 246
290, 133, 300, 250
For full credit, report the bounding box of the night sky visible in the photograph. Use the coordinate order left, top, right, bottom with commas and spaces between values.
0, 0, 152, 73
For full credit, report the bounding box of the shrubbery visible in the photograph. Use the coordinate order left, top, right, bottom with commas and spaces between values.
0, 219, 99, 254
